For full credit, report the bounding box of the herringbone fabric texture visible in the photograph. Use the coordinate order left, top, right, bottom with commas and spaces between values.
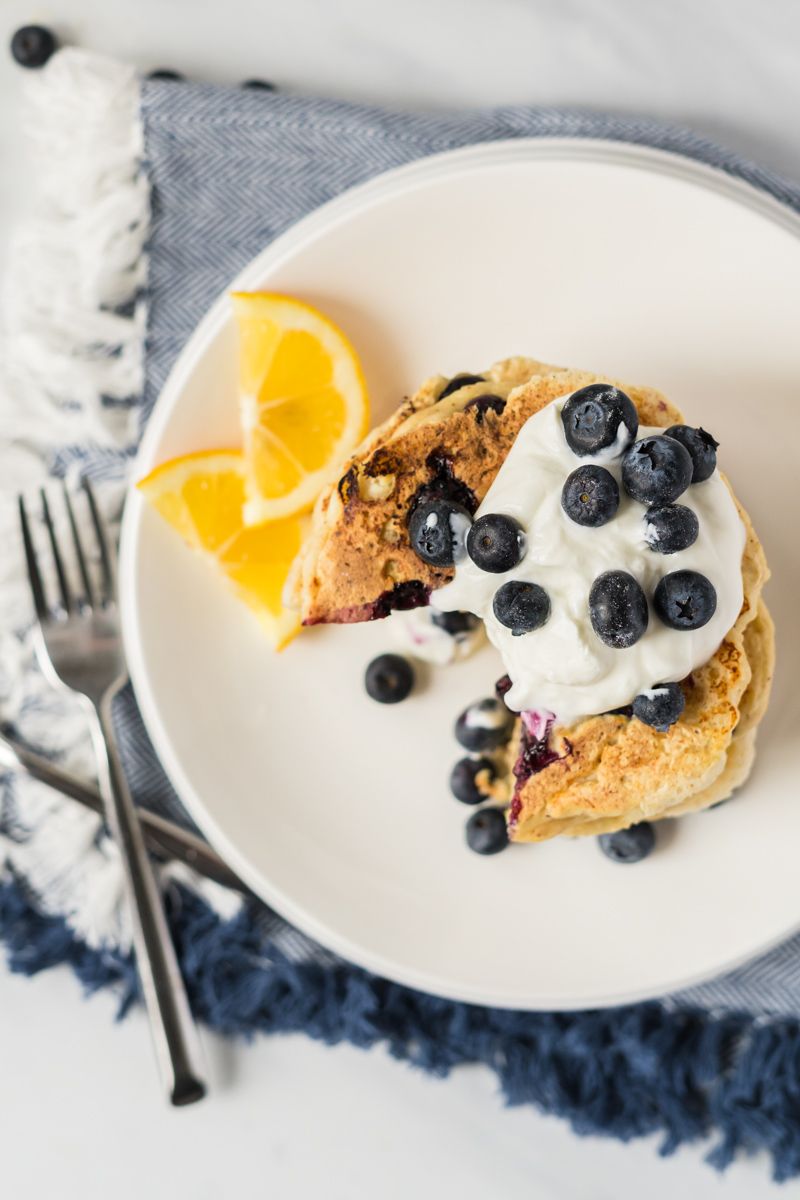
9, 59, 800, 1175
138, 79, 800, 1017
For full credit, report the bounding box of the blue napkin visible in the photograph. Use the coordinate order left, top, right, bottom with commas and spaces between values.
4, 63, 800, 1179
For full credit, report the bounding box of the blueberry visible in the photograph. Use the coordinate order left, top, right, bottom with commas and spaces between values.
455, 698, 514, 752
561, 465, 620, 527
449, 757, 497, 805
560, 385, 638, 457
644, 504, 699, 554
411, 451, 478, 518
465, 807, 509, 855
242, 79, 277, 91
654, 571, 717, 631
493, 580, 551, 635
409, 499, 471, 567
147, 68, 184, 81
598, 822, 656, 864
467, 514, 525, 573
431, 610, 481, 636
621, 436, 693, 505
632, 683, 685, 731
464, 393, 507, 423
589, 570, 649, 649
10, 25, 58, 68
438, 373, 485, 401
365, 654, 414, 704
665, 425, 719, 483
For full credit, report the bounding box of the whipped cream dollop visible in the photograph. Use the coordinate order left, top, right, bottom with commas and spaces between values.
433, 396, 745, 724
391, 606, 486, 665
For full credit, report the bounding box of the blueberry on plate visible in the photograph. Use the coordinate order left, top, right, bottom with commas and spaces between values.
431, 610, 481, 636
364, 654, 414, 704
621, 436, 693, 505
438, 373, 485, 401
561, 465, 620, 527
665, 425, 719, 483
10, 24, 58, 68
467, 514, 525, 573
643, 504, 699, 554
560, 384, 638, 457
449, 757, 497, 805
588, 570, 649, 649
493, 580, 550, 635
455, 697, 514, 752
465, 807, 509, 855
632, 683, 685, 731
598, 822, 656, 864
408, 498, 472, 567
463, 393, 507, 422
654, 570, 717, 631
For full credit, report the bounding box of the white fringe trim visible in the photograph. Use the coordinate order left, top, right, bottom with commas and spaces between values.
1, 49, 146, 453
0, 49, 241, 950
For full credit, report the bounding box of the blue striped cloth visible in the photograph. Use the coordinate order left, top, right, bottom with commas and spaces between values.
139, 80, 800, 1018
14, 77, 800, 1176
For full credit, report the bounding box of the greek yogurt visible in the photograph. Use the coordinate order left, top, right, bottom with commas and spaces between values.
433, 396, 745, 724
391, 606, 486, 665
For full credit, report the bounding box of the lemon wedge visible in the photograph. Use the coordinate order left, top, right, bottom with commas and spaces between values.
138, 449, 306, 649
232, 292, 369, 524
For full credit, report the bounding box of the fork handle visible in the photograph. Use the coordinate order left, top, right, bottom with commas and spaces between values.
92, 685, 207, 1106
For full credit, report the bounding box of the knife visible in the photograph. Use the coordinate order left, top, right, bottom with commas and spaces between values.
0, 726, 248, 896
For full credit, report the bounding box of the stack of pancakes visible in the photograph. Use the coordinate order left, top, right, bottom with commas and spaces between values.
294, 359, 773, 842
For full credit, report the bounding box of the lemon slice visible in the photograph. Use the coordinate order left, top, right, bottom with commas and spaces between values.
138, 450, 306, 649
232, 292, 369, 524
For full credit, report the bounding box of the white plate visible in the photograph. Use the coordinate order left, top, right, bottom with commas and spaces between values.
120, 139, 800, 1010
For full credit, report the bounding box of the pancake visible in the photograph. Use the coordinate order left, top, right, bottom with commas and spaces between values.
296, 359, 682, 624
504, 534, 772, 842
295, 359, 773, 837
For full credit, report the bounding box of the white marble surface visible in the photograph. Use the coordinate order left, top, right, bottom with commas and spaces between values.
0, 966, 781, 1200
1, 2, 798, 1197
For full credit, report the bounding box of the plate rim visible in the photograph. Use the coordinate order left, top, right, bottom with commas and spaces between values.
120, 136, 800, 1010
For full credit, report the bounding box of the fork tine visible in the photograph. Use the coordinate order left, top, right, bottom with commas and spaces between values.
62, 481, 95, 607
82, 478, 115, 603
18, 495, 48, 621
40, 488, 74, 613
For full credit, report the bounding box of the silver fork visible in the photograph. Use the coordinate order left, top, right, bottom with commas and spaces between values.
18, 479, 207, 1106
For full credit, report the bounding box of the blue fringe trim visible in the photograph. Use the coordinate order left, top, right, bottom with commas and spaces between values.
3, 876, 799, 1180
